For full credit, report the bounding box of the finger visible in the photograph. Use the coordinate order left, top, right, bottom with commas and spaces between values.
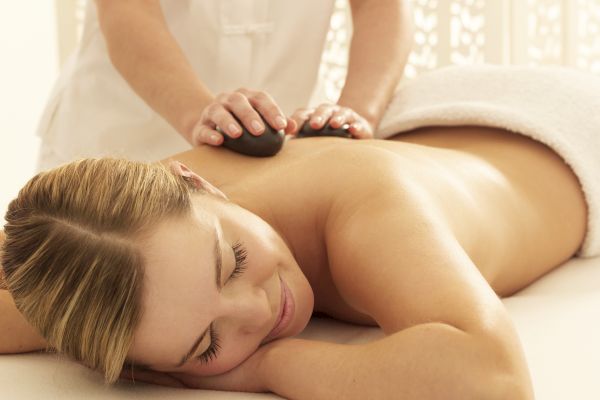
210, 102, 245, 139
284, 117, 298, 135
288, 108, 313, 136
227, 92, 265, 136
309, 104, 337, 130
245, 91, 288, 132
192, 123, 223, 146
349, 121, 373, 139
328, 108, 354, 129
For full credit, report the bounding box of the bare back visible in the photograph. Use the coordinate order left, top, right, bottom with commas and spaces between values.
165, 125, 587, 324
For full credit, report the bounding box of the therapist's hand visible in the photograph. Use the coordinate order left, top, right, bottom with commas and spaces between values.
288, 103, 374, 139
190, 88, 296, 147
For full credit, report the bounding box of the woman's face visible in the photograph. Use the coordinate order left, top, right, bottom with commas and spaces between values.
127, 169, 314, 376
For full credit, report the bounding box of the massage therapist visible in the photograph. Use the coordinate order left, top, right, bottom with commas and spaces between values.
35, 0, 414, 171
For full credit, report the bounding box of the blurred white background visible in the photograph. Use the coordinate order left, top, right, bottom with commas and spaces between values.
0, 2, 58, 224
1, 0, 600, 224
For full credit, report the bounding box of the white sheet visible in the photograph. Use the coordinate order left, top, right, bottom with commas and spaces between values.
1, 256, 599, 399
376, 64, 600, 258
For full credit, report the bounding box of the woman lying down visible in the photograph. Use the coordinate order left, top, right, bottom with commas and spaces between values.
1, 65, 599, 400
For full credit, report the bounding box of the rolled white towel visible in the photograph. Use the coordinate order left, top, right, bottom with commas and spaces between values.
376, 64, 600, 258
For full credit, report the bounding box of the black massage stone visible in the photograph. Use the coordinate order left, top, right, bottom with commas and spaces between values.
220, 116, 285, 157
219, 117, 352, 157
296, 121, 352, 138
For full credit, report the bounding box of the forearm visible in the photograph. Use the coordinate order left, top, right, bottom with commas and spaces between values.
262, 323, 533, 400
0, 290, 47, 354
337, 0, 414, 130
97, 1, 213, 141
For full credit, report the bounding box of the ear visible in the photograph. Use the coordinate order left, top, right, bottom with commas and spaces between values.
167, 161, 229, 201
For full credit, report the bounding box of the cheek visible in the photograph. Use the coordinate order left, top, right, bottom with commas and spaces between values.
250, 238, 280, 273
230, 219, 282, 273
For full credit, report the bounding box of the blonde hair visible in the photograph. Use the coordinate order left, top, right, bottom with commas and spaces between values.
0, 158, 202, 383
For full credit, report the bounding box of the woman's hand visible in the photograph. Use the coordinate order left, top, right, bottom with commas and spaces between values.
190, 88, 297, 147
119, 339, 281, 393
288, 103, 374, 139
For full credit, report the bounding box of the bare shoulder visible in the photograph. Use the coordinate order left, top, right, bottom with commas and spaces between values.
324, 174, 514, 337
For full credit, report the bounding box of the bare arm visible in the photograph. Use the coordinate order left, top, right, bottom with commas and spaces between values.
337, 0, 414, 130
262, 324, 523, 400
95, 0, 214, 142
258, 185, 534, 399
0, 230, 47, 354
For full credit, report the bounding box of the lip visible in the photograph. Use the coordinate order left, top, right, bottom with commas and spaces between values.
264, 275, 294, 342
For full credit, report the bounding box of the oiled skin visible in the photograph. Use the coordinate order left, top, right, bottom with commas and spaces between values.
169, 126, 586, 322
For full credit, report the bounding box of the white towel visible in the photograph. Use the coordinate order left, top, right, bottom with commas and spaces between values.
376, 64, 600, 258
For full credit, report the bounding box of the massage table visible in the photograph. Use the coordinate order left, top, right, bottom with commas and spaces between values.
1, 255, 599, 399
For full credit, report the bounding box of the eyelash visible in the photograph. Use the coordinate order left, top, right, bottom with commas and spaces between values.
229, 240, 248, 279
195, 240, 248, 365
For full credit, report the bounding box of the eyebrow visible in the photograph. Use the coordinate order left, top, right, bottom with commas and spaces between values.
174, 224, 223, 368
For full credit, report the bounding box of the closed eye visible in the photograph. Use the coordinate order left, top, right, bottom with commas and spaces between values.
229, 240, 248, 280
194, 240, 248, 364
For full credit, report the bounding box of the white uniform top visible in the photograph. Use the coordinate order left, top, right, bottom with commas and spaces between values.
36, 0, 336, 171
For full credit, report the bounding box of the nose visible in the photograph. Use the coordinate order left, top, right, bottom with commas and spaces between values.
228, 285, 272, 334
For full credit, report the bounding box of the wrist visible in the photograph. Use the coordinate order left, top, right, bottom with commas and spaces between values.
256, 340, 279, 392
257, 337, 297, 391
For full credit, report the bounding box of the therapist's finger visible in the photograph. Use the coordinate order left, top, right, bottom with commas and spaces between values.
191, 120, 222, 146
238, 89, 287, 133
349, 120, 374, 139
309, 104, 338, 130
210, 102, 245, 139
328, 108, 353, 129
284, 117, 297, 135
226, 91, 265, 136
288, 108, 314, 136
348, 111, 374, 139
